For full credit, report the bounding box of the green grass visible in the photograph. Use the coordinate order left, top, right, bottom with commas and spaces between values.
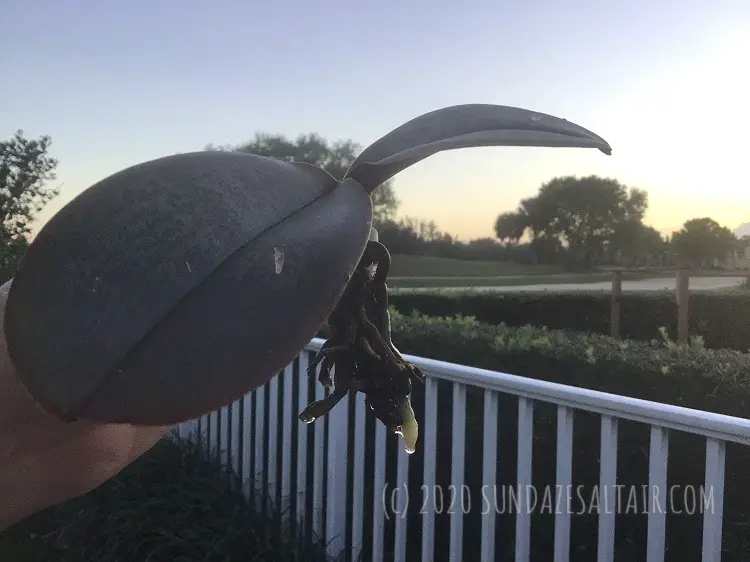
387, 255, 749, 288
388, 272, 647, 288
388, 254, 562, 277
0, 437, 329, 562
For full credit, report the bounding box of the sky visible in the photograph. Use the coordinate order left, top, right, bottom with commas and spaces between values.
2, 0, 749, 241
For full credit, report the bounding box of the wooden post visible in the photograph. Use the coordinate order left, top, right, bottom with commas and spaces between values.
676, 268, 690, 345
610, 270, 622, 339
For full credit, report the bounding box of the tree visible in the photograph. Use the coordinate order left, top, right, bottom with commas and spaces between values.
377, 217, 447, 256
608, 221, 666, 266
209, 132, 399, 226
1, 130, 59, 241
529, 234, 563, 265
465, 237, 507, 261
671, 217, 737, 268
494, 211, 527, 247
0, 130, 59, 281
636, 224, 668, 265
516, 175, 648, 269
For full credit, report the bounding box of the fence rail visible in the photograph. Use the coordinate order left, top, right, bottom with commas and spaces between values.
175, 338, 750, 562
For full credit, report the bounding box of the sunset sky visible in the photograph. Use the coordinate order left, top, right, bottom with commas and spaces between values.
2, 0, 748, 241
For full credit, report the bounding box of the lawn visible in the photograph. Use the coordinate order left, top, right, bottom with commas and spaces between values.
388, 272, 636, 288
388, 254, 562, 277
387, 255, 749, 288
387, 254, 669, 288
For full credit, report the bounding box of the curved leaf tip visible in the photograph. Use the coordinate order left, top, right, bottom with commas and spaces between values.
345, 104, 612, 192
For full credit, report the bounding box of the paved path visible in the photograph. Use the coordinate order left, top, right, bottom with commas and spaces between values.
391, 276, 747, 294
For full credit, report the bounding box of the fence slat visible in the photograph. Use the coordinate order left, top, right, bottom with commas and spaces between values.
647, 426, 669, 562
702, 438, 726, 562
192, 417, 201, 445
267, 374, 280, 515
421, 377, 439, 562
598, 415, 619, 562
515, 397, 534, 562
182, 417, 196, 442
296, 353, 310, 527
352, 393, 367, 562
372, 420, 387, 562
281, 364, 294, 504
254, 386, 266, 511
481, 390, 499, 562
177, 418, 191, 441
325, 389, 349, 559
231, 399, 241, 481
450, 382, 467, 562
242, 393, 252, 498
200, 415, 209, 454
220, 405, 230, 467
312, 378, 326, 538
209, 411, 219, 460
394, 444, 410, 562
554, 406, 575, 562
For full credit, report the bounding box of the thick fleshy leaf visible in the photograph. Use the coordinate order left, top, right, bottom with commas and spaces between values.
5, 152, 372, 423
345, 104, 612, 192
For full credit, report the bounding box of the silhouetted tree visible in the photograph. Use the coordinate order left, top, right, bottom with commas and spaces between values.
0, 130, 59, 281
208, 132, 399, 226
608, 221, 667, 266
494, 211, 527, 247
506, 176, 648, 269
671, 217, 736, 268
1, 130, 59, 241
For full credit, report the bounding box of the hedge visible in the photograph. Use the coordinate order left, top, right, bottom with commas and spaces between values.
388, 290, 750, 352
355, 310, 750, 561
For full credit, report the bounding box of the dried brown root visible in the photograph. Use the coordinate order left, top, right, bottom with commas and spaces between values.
298, 241, 423, 454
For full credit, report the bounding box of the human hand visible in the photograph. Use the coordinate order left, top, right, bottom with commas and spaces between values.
0, 281, 171, 530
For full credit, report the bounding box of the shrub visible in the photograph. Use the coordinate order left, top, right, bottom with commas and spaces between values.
389, 290, 750, 352
389, 309, 750, 412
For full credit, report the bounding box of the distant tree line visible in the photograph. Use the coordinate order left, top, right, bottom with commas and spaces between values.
373, 174, 746, 271
376, 217, 538, 263
494, 175, 743, 270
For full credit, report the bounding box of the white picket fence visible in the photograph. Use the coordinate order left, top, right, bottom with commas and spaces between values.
174, 338, 750, 562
